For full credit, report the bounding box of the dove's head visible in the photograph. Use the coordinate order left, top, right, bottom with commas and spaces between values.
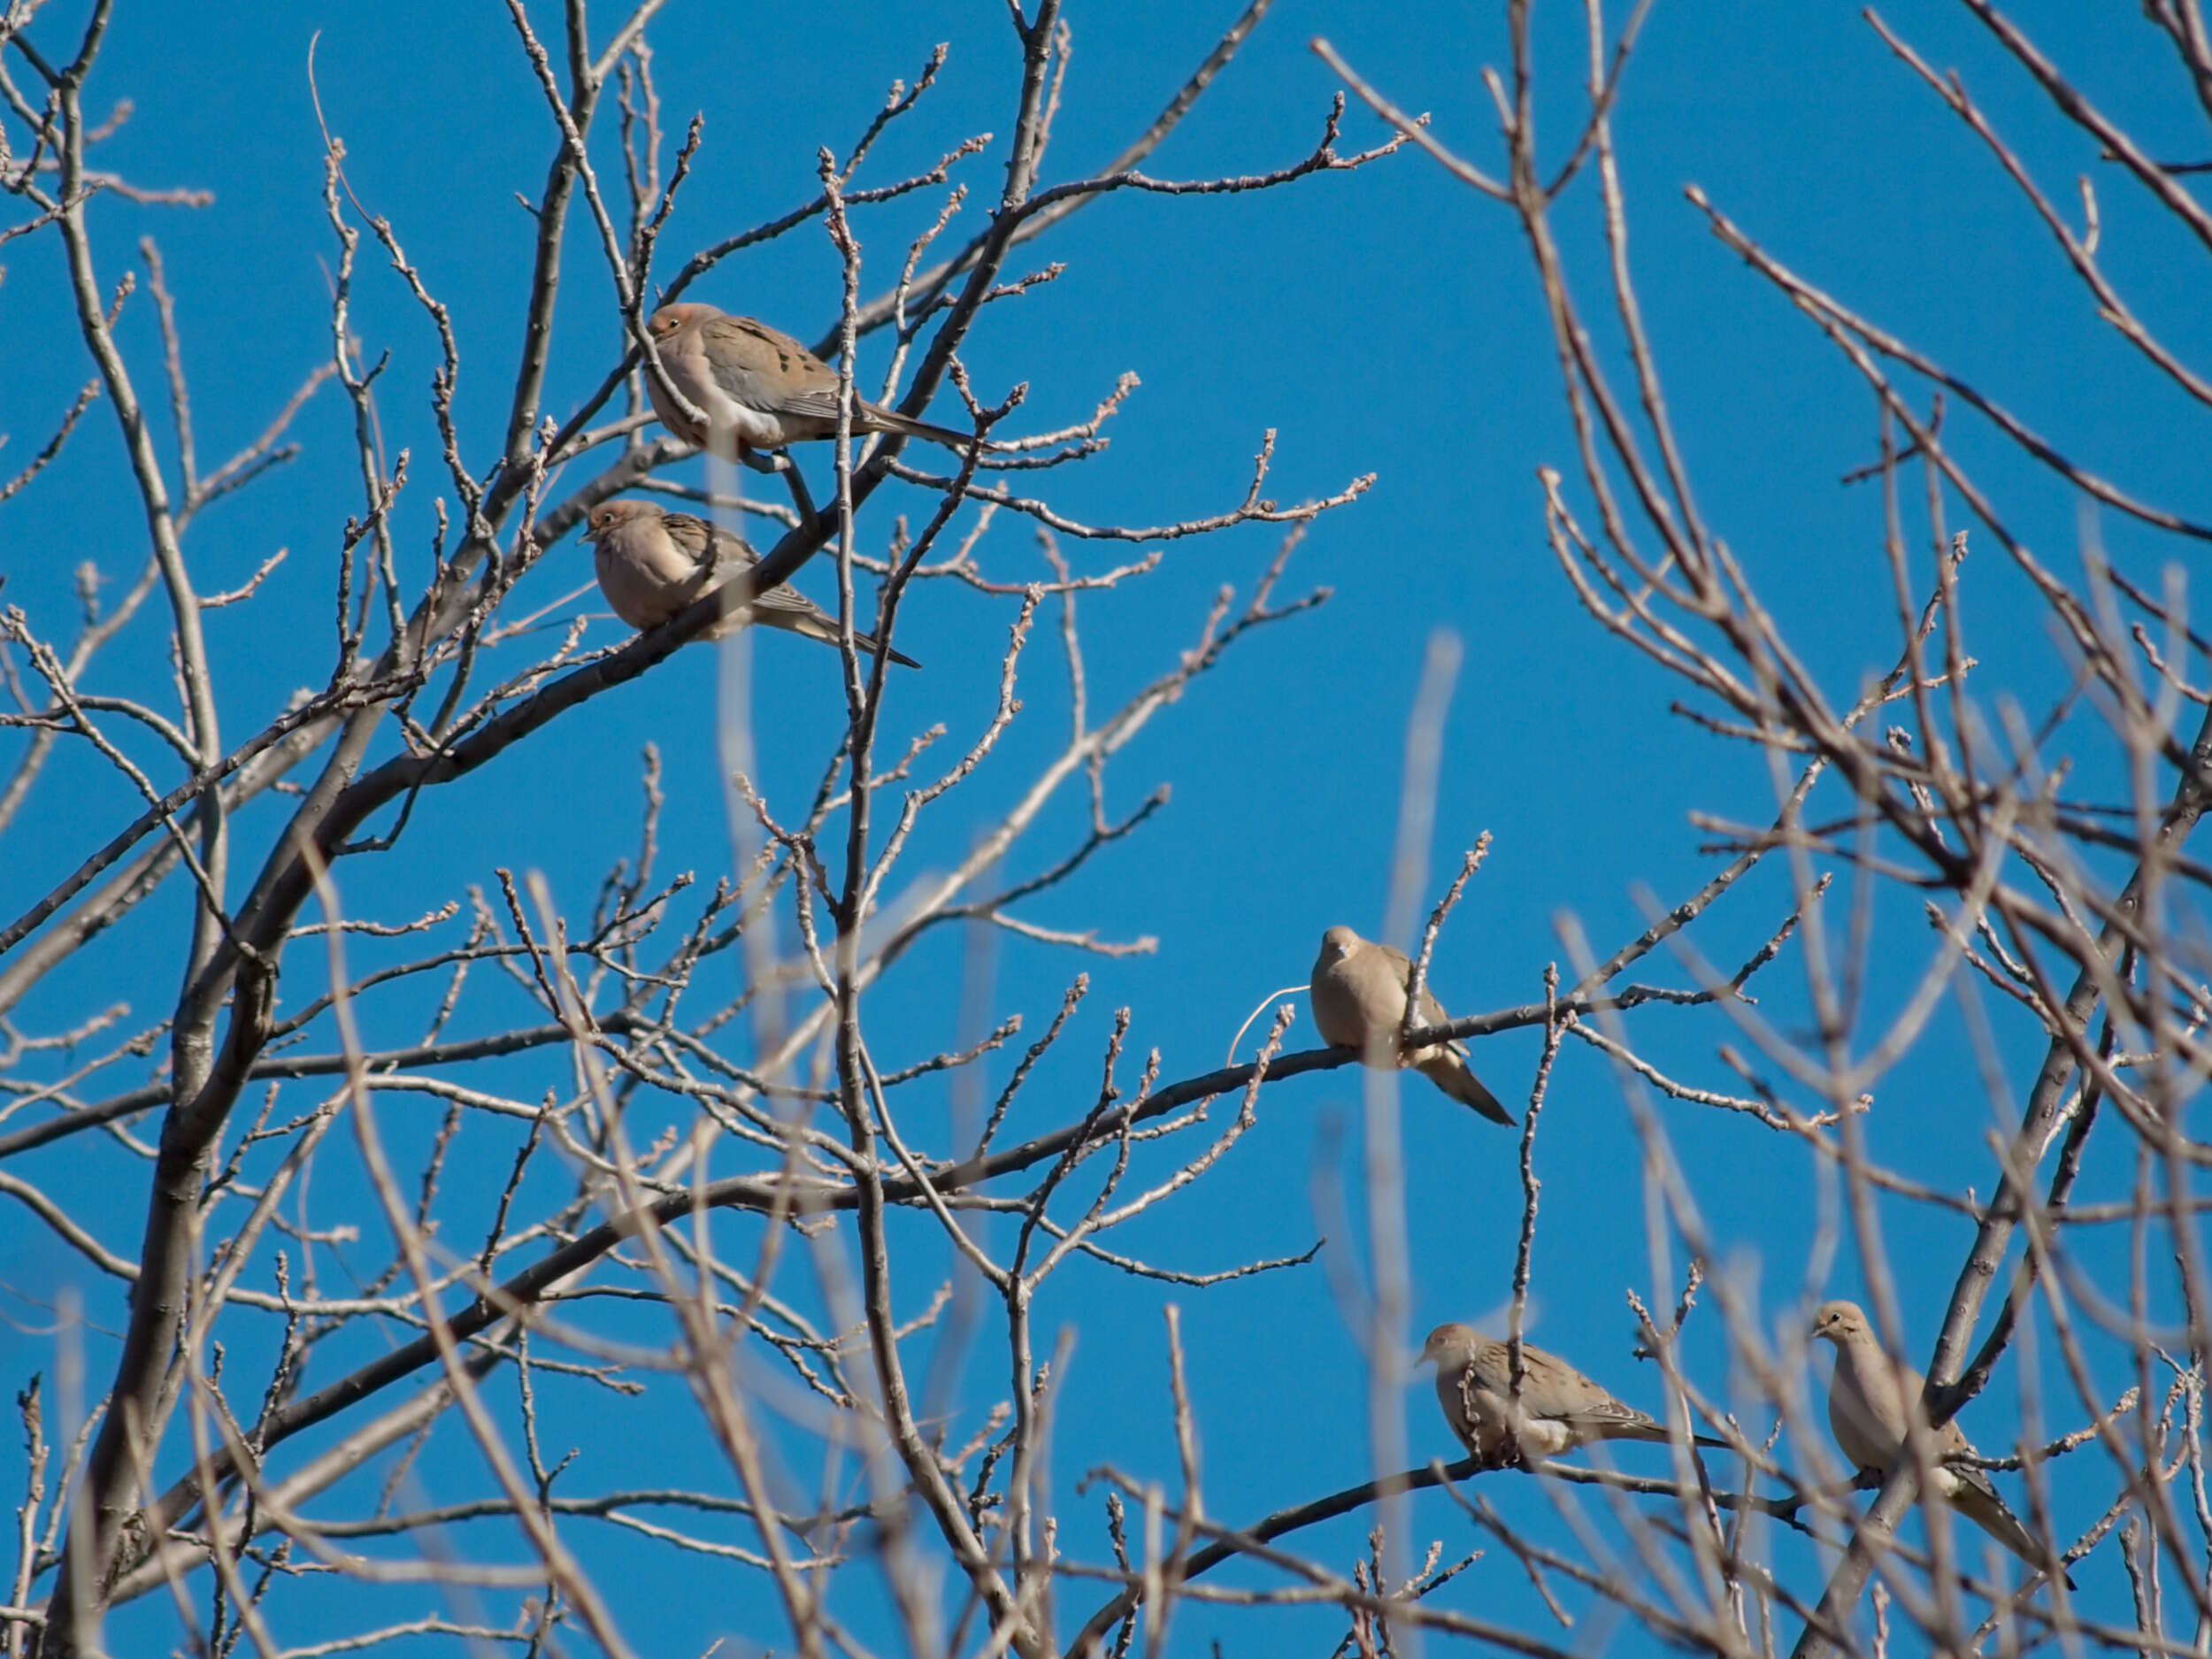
580, 498, 666, 545
1809, 1301, 1870, 1348
1419, 1323, 1482, 1371
647, 302, 720, 341
1318, 925, 1361, 964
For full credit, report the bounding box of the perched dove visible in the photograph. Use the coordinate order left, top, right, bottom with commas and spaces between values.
580, 499, 919, 667
1811, 1301, 2072, 1585
1420, 1322, 1725, 1462
1309, 926, 1511, 1124
643, 303, 980, 455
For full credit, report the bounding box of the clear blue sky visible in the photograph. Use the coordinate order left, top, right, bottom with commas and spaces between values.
2, 2, 2205, 1653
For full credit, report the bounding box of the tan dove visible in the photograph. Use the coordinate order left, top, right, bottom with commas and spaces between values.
1811, 1301, 2072, 1585
643, 303, 980, 455
580, 499, 919, 667
1309, 926, 1511, 1124
1421, 1322, 1726, 1462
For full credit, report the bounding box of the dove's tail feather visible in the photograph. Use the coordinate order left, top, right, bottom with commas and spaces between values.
739, 606, 920, 668
1575, 1417, 1738, 1450
826, 620, 920, 669
1586, 1417, 1671, 1445
844, 628, 923, 670
783, 619, 920, 668
1415, 1054, 1516, 1125
1604, 1423, 1738, 1450
1953, 1474, 2076, 1588
862, 402, 989, 452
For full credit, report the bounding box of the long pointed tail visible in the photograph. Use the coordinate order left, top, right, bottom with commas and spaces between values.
1414, 1054, 1516, 1125
863, 401, 990, 452
1951, 1471, 2075, 1587
738, 602, 923, 669
853, 629, 922, 670
1584, 1418, 1736, 1451
785, 614, 921, 669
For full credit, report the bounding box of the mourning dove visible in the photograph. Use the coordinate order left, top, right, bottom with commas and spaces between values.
1309, 926, 1511, 1124
1420, 1322, 1726, 1462
1811, 1301, 2072, 1585
643, 303, 980, 455
579, 499, 919, 667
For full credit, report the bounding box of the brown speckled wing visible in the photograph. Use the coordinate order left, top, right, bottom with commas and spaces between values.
698, 316, 840, 412
658, 511, 725, 578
